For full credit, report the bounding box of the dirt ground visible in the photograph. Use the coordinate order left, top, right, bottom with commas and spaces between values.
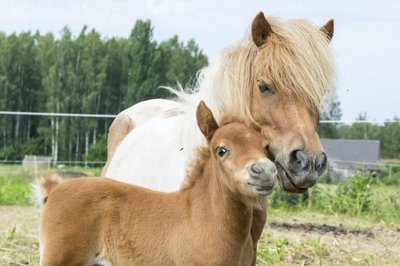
263, 211, 400, 265
0, 206, 40, 265
0, 206, 399, 265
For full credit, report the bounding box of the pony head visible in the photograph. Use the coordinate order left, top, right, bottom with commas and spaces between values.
199, 11, 335, 193
196, 101, 277, 199
249, 12, 334, 192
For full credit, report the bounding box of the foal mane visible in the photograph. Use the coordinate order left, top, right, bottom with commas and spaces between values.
166, 15, 336, 122
180, 146, 210, 191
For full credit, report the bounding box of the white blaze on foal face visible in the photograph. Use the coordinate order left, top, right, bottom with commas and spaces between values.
210, 123, 277, 197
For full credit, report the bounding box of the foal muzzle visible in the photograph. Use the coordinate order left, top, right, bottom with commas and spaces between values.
245, 159, 277, 196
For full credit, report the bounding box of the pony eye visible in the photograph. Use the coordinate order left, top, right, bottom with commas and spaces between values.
216, 147, 228, 158
258, 81, 274, 95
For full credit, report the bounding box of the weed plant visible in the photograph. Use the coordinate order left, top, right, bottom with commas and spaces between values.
270, 174, 400, 225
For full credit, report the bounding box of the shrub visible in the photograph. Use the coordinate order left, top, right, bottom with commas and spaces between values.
332, 175, 375, 216
270, 174, 400, 224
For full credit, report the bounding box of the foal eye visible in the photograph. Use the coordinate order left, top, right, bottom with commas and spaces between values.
258, 81, 274, 95
216, 147, 228, 158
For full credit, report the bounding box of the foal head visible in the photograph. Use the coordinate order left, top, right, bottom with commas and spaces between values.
196, 101, 277, 200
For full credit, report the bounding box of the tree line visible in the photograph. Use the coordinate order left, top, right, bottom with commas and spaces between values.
319, 99, 400, 159
0, 20, 208, 162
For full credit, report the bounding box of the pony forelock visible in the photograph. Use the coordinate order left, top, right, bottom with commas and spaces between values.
258, 17, 336, 113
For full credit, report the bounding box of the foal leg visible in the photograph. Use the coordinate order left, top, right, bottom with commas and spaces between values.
40, 231, 96, 266
250, 200, 267, 266
40, 249, 92, 266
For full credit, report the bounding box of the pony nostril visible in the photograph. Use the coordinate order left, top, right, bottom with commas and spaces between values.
315, 152, 328, 174
289, 150, 309, 171
264, 145, 269, 153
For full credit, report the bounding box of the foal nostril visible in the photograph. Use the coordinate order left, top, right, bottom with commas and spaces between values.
315, 152, 328, 175
289, 150, 309, 171
250, 164, 261, 174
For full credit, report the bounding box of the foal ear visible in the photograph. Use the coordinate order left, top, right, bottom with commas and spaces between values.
196, 101, 219, 141
251, 11, 272, 47
320, 19, 334, 41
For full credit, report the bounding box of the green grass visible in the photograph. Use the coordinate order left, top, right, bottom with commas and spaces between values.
256, 234, 354, 266
0, 164, 102, 206
0, 165, 34, 205
0, 225, 39, 264
268, 175, 400, 226
0, 206, 40, 265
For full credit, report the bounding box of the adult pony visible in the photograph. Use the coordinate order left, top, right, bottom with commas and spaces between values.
103, 11, 335, 192
102, 11, 335, 262
38, 102, 277, 265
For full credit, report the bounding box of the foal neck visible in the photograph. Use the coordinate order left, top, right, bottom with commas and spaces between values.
184, 153, 254, 237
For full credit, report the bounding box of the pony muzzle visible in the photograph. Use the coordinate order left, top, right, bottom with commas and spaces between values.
287, 150, 327, 187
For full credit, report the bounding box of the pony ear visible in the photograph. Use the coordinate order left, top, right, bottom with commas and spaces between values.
196, 101, 219, 141
320, 19, 334, 41
251, 11, 272, 47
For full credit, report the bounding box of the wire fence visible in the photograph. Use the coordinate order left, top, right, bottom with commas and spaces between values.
1, 111, 399, 181
1, 110, 399, 124
328, 159, 400, 179
0, 159, 106, 165
0, 111, 116, 118
1, 157, 399, 180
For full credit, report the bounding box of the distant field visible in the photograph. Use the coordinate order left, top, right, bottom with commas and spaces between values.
0, 164, 399, 265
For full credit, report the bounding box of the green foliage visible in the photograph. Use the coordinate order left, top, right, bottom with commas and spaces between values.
271, 188, 309, 209
318, 96, 400, 159
86, 134, 107, 162
380, 118, 400, 158
336, 117, 400, 158
20, 137, 46, 157
257, 236, 290, 264
257, 234, 336, 265
331, 175, 375, 216
380, 168, 400, 186
338, 120, 381, 141
269, 175, 400, 225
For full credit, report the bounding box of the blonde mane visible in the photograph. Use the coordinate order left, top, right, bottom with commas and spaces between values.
168, 16, 336, 121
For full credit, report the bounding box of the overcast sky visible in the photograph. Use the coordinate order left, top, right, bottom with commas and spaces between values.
0, 0, 399, 121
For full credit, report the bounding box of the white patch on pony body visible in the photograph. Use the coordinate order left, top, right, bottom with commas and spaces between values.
119, 98, 186, 127
105, 99, 205, 191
